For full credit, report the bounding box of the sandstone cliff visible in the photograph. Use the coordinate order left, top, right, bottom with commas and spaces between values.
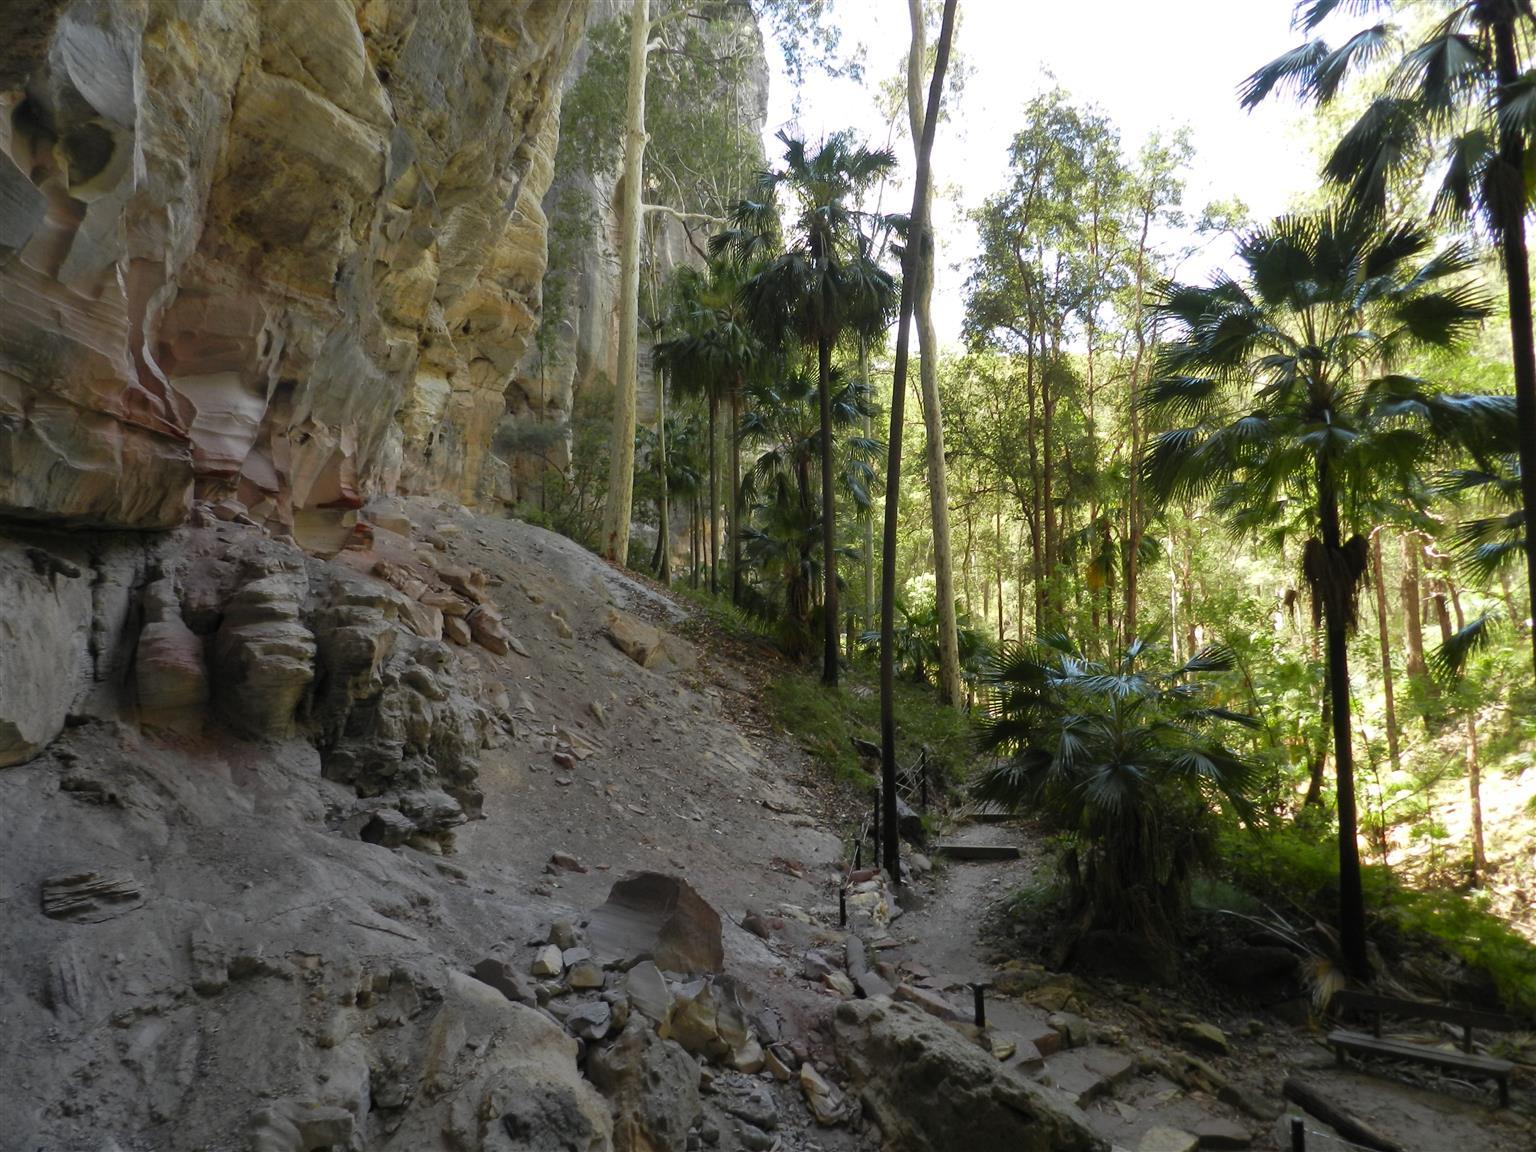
1, 0, 587, 544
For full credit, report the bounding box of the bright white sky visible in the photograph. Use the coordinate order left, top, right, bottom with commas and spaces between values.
761, 0, 1320, 346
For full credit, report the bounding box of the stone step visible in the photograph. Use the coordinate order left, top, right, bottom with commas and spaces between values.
1035, 1045, 1137, 1108
935, 842, 1021, 861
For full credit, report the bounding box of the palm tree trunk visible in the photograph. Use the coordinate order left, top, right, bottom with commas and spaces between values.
860, 341, 876, 634
600, 0, 651, 564
731, 383, 743, 606
1319, 468, 1370, 977
1370, 531, 1400, 773
905, 0, 962, 708
818, 333, 840, 685
882, 0, 957, 878
1490, 15, 1536, 680
708, 391, 719, 597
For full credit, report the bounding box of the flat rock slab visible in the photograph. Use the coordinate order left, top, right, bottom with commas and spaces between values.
1139, 1127, 1198, 1152
40, 870, 144, 922
935, 843, 1022, 861
1193, 1117, 1252, 1149
1038, 1046, 1136, 1108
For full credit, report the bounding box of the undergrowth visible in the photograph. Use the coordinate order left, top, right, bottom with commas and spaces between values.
765, 661, 975, 796
1219, 823, 1536, 1015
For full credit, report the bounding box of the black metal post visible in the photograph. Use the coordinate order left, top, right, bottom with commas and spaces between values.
1290, 1117, 1305, 1152
970, 982, 987, 1028
872, 788, 881, 862
853, 840, 863, 871
839, 887, 847, 927
920, 749, 928, 811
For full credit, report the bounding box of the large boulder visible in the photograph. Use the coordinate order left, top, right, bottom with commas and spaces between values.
603, 610, 697, 672
587, 873, 723, 976
831, 999, 1106, 1152
587, 1018, 701, 1152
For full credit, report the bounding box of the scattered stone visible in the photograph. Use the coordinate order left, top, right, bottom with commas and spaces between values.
719, 1081, 778, 1130
549, 921, 579, 950
990, 1037, 1017, 1061
551, 611, 575, 639
741, 910, 780, 940
293, 1104, 354, 1150
566, 1000, 612, 1042
908, 852, 933, 876
568, 961, 605, 990
470, 957, 534, 1005
553, 751, 577, 771
856, 971, 895, 1000
603, 609, 696, 670
1139, 1127, 1199, 1152
824, 972, 855, 997
532, 945, 564, 977
1179, 1021, 1230, 1056
443, 615, 471, 646
624, 961, 672, 1023
40, 870, 144, 923
1048, 1011, 1089, 1049
764, 1046, 793, 1082
547, 852, 588, 874
562, 946, 592, 967
735, 1121, 774, 1151
587, 872, 724, 975
799, 1063, 848, 1126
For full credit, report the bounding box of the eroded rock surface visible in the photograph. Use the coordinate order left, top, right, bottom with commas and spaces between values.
1, 0, 587, 532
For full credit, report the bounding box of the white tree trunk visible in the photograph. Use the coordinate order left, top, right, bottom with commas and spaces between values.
601, 0, 651, 563
906, 0, 962, 706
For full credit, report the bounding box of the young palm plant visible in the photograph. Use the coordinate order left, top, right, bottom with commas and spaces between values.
714, 131, 898, 684
1242, 0, 1536, 676
1141, 209, 1498, 975
974, 636, 1262, 965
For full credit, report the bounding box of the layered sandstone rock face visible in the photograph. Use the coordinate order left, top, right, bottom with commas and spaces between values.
0, 0, 586, 538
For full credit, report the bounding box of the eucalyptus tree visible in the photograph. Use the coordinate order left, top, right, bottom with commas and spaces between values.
1142, 210, 1497, 975
1243, 0, 1536, 676
964, 91, 1134, 631
716, 131, 899, 684
596, 1, 856, 565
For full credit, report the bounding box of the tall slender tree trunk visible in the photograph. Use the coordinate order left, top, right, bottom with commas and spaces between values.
1319, 466, 1370, 977
1402, 534, 1427, 678
730, 383, 743, 605
600, 0, 651, 563
1303, 665, 1332, 808
819, 334, 840, 684
1370, 531, 1400, 773
905, 0, 962, 707
1490, 15, 1536, 679
860, 340, 876, 633
881, 0, 957, 878
708, 392, 719, 596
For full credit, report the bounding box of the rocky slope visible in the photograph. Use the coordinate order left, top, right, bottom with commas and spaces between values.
1, 0, 585, 542
0, 497, 1108, 1152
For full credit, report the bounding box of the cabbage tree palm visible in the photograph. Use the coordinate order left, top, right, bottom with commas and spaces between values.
654, 262, 763, 599
1142, 210, 1496, 975
738, 366, 880, 649
1243, 0, 1536, 676
974, 636, 1262, 958
715, 131, 898, 684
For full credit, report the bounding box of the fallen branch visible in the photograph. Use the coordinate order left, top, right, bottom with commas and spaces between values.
1282, 1076, 1404, 1152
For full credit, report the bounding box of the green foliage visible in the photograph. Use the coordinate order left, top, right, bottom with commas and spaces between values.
767, 662, 974, 794
974, 636, 1264, 944
1221, 822, 1536, 1013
